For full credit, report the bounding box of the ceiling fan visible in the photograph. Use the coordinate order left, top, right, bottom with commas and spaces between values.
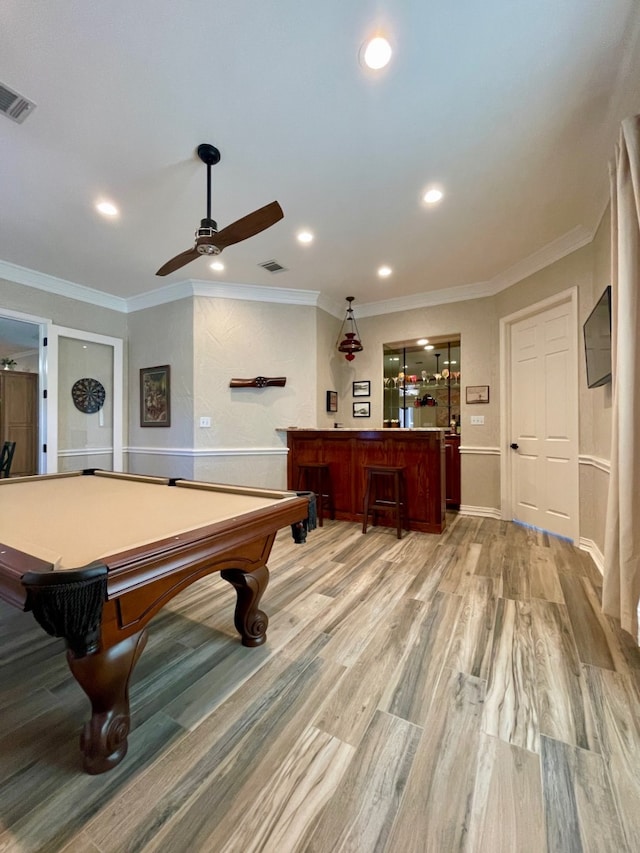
156, 143, 283, 276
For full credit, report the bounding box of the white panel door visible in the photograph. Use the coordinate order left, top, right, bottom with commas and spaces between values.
508, 299, 578, 539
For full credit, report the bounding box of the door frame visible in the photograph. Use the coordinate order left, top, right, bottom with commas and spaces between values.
46, 326, 124, 473
0, 307, 50, 473
499, 286, 579, 540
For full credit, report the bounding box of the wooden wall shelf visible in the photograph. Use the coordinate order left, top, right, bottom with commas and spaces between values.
229, 377, 286, 388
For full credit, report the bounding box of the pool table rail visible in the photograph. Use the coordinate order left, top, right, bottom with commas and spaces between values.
0, 476, 313, 774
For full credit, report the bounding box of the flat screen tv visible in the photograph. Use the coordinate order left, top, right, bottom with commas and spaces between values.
583, 285, 612, 388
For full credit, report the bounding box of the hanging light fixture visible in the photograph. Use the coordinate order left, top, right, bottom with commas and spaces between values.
336, 296, 363, 361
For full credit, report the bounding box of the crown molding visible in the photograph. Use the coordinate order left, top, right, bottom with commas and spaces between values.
0, 259, 128, 312
0, 222, 596, 318
487, 225, 594, 293
355, 225, 594, 319
125, 278, 321, 313
355, 280, 496, 318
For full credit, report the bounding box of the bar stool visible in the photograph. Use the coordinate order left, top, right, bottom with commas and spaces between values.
296, 463, 334, 527
362, 465, 408, 539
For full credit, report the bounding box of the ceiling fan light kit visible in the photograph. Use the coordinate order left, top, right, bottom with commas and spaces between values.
156, 143, 283, 276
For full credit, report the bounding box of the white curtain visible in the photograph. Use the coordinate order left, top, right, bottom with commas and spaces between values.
603, 115, 640, 642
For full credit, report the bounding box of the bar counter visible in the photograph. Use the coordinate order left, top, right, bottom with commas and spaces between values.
282, 428, 446, 533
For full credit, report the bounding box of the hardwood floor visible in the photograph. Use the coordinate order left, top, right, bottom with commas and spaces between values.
1, 515, 640, 852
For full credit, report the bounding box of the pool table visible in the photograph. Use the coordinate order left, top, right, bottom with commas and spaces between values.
0, 470, 312, 774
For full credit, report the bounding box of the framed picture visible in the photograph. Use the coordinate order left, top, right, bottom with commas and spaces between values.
353, 401, 371, 418
352, 380, 371, 397
326, 390, 338, 413
466, 384, 490, 404
140, 365, 171, 426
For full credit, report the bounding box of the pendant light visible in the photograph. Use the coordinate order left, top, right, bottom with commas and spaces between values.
336, 296, 363, 361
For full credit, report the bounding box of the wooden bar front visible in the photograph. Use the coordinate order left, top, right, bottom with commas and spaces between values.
284, 428, 446, 533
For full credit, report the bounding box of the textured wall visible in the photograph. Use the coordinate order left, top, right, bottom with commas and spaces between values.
127, 299, 195, 478
191, 297, 317, 488
316, 307, 343, 428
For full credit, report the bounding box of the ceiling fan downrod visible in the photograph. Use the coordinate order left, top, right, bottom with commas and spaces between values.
196, 143, 220, 251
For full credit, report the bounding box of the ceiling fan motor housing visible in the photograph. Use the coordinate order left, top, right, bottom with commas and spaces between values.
196, 217, 220, 254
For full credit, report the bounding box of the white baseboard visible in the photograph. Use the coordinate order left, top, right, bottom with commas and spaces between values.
578, 537, 604, 575
458, 504, 502, 519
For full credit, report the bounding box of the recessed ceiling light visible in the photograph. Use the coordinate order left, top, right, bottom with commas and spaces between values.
424, 344, 435, 351
417, 338, 429, 345
297, 230, 314, 244
360, 36, 392, 70
210, 260, 225, 271
95, 200, 119, 217
423, 188, 444, 205
378, 265, 392, 277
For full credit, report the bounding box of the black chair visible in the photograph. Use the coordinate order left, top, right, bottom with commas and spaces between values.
0, 441, 16, 478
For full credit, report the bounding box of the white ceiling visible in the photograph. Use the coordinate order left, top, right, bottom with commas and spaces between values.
1, 1, 639, 311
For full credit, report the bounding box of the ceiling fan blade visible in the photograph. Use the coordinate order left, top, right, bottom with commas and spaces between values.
213, 201, 283, 250
156, 247, 200, 276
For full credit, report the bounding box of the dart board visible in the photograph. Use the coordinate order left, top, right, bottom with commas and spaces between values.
71, 378, 106, 414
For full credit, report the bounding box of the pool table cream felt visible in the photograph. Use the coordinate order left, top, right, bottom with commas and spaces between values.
0, 474, 296, 570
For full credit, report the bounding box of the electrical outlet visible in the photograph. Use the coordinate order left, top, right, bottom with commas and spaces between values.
470, 415, 484, 425
199, 416, 211, 428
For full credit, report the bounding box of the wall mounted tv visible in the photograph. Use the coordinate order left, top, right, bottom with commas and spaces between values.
583, 285, 612, 388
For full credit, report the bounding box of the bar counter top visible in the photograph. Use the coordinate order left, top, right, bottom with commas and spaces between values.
278, 427, 445, 432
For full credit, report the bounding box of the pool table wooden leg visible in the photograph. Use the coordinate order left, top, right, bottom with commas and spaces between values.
66, 628, 148, 774
220, 564, 269, 647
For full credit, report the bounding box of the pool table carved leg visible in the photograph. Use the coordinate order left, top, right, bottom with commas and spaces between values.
220, 564, 269, 647
67, 628, 148, 774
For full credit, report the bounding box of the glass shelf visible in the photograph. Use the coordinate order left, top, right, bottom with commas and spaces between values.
383, 339, 461, 429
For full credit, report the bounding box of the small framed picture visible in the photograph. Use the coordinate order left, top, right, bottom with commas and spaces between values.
353, 401, 370, 418
326, 390, 338, 413
140, 365, 171, 426
466, 385, 490, 404
353, 380, 370, 397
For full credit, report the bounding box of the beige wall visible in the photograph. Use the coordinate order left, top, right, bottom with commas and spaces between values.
583, 207, 613, 557
334, 297, 499, 510
126, 299, 195, 479
1, 223, 615, 548
191, 297, 317, 489
0, 278, 127, 338
316, 308, 343, 428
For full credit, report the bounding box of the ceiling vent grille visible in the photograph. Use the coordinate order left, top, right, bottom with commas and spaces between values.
258, 259, 288, 273
0, 82, 36, 124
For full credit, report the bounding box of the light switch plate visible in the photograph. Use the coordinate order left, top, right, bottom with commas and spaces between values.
199, 416, 211, 428
470, 415, 484, 425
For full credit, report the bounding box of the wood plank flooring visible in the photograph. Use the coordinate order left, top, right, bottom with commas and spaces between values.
2, 515, 640, 852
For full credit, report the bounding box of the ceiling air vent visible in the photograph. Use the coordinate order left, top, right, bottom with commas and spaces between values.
258, 259, 288, 273
0, 82, 36, 124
